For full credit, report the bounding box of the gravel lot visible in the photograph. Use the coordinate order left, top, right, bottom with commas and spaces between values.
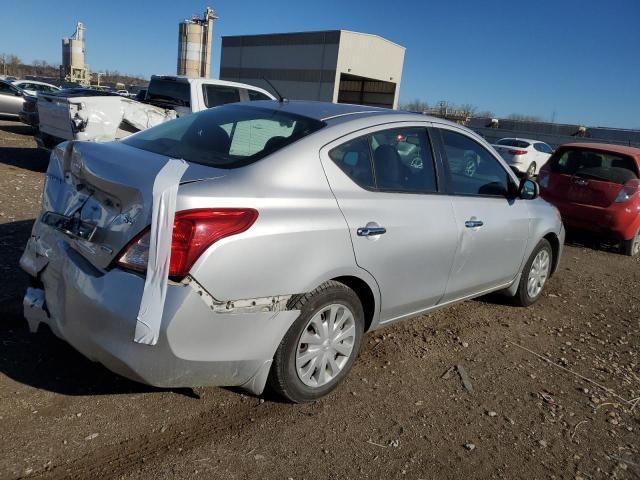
0, 118, 638, 480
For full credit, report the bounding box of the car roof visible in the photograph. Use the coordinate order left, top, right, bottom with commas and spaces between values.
558, 142, 640, 157
150, 75, 274, 96
13, 80, 59, 88
246, 100, 441, 123
497, 137, 547, 144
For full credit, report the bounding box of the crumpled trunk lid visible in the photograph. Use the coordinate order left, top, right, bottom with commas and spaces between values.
32, 140, 224, 270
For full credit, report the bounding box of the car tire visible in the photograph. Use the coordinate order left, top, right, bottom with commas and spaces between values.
267, 281, 365, 403
514, 239, 553, 307
621, 230, 640, 257
526, 162, 537, 178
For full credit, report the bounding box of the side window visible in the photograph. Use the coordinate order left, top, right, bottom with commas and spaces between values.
440, 129, 510, 197
248, 90, 272, 101
329, 127, 438, 193
203, 85, 241, 108
0, 83, 14, 95
534, 143, 553, 154
329, 136, 375, 189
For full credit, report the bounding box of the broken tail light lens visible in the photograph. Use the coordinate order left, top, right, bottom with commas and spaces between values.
614, 179, 640, 203
116, 208, 258, 278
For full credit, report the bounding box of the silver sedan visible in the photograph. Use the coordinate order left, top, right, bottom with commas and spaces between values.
0, 80, 24, 117
21, 101, 565, 402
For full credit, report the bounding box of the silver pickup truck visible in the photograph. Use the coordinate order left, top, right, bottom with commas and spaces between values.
36, 76, 275, 149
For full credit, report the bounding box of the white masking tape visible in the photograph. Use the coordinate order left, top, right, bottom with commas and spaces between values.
134, 158, 188, 345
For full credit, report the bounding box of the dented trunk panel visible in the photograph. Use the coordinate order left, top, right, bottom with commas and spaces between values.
39, 141, 228, 270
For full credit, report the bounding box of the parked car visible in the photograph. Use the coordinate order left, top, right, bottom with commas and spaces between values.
0, 80, 25, 117
492, 138, 554, 177
18, 93, 39, 127
12, 80, 60, 96
539, 143, 640, 256
21, 102, 564, 402
35, 76, 276, 149
116, 89, 129, 96
134, 89, 147, 102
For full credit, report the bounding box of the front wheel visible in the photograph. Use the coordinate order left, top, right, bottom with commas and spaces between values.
621, 230, 640, 257
514, 239, 553, 307
267, 281, 365, 403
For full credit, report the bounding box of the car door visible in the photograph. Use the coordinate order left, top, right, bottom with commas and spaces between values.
433, 126, 530, 301
0, 82, 23, 115
320, 124, 458, 323
534, 142, 552, 171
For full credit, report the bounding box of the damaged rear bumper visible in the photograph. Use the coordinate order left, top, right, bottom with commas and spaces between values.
20, 226, 300, 394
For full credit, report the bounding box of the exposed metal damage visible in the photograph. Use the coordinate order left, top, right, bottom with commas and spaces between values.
185, 275, 293, 315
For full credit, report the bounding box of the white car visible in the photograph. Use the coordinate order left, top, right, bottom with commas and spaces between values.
492, 138, 554, 177
12, 80, 60, 96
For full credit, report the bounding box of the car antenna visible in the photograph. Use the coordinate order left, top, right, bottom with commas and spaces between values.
263, 77, 288, 103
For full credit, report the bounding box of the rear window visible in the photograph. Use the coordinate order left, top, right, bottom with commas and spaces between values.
496, 138, 531, 148
147, 79, 191, 108
550, 148, 639, 184
202, 85, 240, 108
123, 105, 325, 169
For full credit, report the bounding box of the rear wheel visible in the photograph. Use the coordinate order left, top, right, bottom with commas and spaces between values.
526, 162, 537, 178
514, 239, 553, 307
621, 230, 640, 257
267, 281, 364, 403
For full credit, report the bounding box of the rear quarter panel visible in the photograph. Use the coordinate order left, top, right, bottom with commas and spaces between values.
179, 136, 380, 312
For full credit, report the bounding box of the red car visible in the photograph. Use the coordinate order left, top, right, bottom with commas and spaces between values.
538, 143, 640, 256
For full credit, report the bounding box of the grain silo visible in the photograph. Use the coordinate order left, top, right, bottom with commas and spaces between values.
61, 22, 89, 85
177, 7, 217, 78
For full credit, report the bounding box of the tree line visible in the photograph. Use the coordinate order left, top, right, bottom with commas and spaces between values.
400, 98, 543, 122
0, 53, 146, 86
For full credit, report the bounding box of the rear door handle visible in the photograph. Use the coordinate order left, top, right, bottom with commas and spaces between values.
357, 226, 387, 237
464, 219, 484, 228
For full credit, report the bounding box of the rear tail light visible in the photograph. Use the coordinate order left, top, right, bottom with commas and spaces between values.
116, 208, 258, 278
614, 179, 640, 203
509, 149, 528, 155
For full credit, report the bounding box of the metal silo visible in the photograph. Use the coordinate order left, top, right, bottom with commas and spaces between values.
61, 22, 89, 85
177, 7, 217, 78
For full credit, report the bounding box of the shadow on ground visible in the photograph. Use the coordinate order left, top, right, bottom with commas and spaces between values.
0, 146, 48, 172
0, 219, 198, 398
564, 229, 622, 255
0, 121, 36, 136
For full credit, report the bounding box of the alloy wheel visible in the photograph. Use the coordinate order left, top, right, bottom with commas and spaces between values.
632, 233, 640, 256
527, 249, 550, 298
295, 303, 356, 388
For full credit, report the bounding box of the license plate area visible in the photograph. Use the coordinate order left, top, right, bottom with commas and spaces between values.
42, 211, 98, 242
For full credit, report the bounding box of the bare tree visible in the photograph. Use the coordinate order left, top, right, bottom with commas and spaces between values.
401, 99, 429, 113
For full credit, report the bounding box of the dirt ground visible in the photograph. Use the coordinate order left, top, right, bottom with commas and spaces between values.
0, 118, 638, 480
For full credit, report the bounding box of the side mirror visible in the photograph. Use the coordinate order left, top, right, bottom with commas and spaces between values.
519, 178, 539, 200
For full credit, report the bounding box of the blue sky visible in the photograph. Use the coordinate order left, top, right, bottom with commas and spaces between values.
1, 0, 639, 128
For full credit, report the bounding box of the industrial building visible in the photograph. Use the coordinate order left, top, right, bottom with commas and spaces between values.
220, 30, 405, 109
177, 7, 217, 78
61, 22, 89, 85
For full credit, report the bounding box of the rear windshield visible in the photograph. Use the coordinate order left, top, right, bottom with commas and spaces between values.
550, 148, 639, 184
147, 79, 191, 108
496, 139, 531, 148
123, 105, 325, 169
